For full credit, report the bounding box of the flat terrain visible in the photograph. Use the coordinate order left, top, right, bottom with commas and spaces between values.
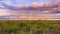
0, 20, 60, 34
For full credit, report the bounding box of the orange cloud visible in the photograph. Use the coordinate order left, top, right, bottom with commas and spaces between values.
16, 2, 60, 14
0, 9, 11, 16
17, 4, 26, 8
19, 15, 27, 18
43, 10, 49, 14
31, 2, 39, 7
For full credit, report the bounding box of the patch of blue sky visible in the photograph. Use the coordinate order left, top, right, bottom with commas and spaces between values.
0, 0, 53, 6
12, 0, 53, 6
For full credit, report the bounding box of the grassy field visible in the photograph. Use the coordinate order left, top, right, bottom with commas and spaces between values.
0, 20, 60, 34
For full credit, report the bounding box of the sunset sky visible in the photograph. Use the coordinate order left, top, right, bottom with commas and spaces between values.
0, 0, 60, 19
0, 0, 53, 6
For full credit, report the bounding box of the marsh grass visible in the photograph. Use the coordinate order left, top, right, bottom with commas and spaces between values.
0, 20, 60, 34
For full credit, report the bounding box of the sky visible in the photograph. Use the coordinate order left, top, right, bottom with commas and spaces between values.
0, 0, 60, 19
0, 0, 53, 6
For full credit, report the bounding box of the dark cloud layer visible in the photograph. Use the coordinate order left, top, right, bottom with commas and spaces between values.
0, 2, 60, 14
